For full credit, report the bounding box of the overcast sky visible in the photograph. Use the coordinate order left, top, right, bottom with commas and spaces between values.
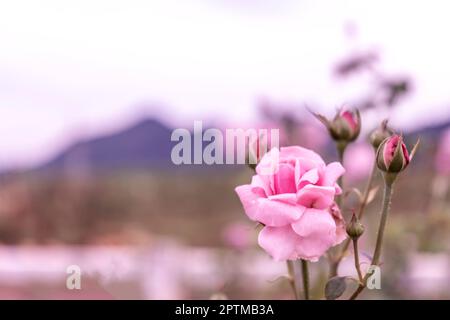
1, 0, 450, 168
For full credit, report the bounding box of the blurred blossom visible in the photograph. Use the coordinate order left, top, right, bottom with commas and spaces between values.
297, 124, 328, 151
405, 253, 450, 297
334, 51, 378, 78
257, 98, 302, 146
222, 222, 253, 251
344, 143, 375, 182
240, 252, 285, 285
435, 128, 450, 175
381, 77, 411, 107
251, 121, 289, 147
181, 248, 224, 290
144, 258, 185, 299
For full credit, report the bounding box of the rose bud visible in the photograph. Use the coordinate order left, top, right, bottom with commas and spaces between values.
376, 135, 419, 174
312, 108, 361, 144
346, 213, 364, 240
369, 119, 394, 150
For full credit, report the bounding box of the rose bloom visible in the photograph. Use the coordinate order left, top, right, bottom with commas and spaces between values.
235, 146, 346, 262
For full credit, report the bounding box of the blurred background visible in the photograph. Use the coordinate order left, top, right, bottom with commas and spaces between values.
0, 0, 449, 299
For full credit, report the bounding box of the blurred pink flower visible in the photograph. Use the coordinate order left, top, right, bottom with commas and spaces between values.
222, 222, 253, 251
255, 120, 290, 147
297, 124, 328, 151
344, 143, 375, 182
405, 253, 450, 297
435, 128, 450, 175
235, 146, 346, 262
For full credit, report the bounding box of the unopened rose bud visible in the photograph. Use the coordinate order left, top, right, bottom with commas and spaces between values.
312, 108, 361, 144
370, 119, 394, 149
332, 109, 361, 142
376, 135, 417, 174
346, 213, 364, 239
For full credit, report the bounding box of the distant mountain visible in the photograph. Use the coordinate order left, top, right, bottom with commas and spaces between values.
28, 115, 450, 176
33, 118, 243, 175
36, 118, 177, 174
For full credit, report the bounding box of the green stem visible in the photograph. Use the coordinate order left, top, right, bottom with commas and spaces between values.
335, 141, 347, 209
353, 239, 363, 283
371, 179, 393, 266
358, 162, 378, 220
329, 160, 377, 277
286, 261, 299, 300
349, 176, 395, 300
328, 258, 339, 278
300, 259, 310, 300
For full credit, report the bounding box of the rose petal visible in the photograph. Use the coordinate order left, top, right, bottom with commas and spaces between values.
255, 198, 304, 227
292, 209, 337, 260
297, 168, 319, 190
256, 147, 280, 176
294, 158, 303, 186
268, 193, 298, 205
273, 163, 296, 194
258, 225, 301, 261
334, 184, 343, 195
235, 185, 263, 221
291, 208, 336, 237
341, 111, 358, 131
297, 185, 335, 209
250, 175, 272, 197
330, 203, 347, 245
321, 162, 345, 187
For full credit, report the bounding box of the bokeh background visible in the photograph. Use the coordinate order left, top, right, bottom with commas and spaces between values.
0, 0, 449, 299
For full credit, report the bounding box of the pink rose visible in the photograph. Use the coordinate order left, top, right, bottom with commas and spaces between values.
235, 146, 346, 262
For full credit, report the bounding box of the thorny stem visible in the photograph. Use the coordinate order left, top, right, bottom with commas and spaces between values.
286, 261, 299, 300
357, 162, 378, 220
349, 176, 395, 300
328, 256, 339, 278
335, 141, 347, 209
329, 160, 378, 277
353, 239, 364, 283
300, 259, 310, 300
